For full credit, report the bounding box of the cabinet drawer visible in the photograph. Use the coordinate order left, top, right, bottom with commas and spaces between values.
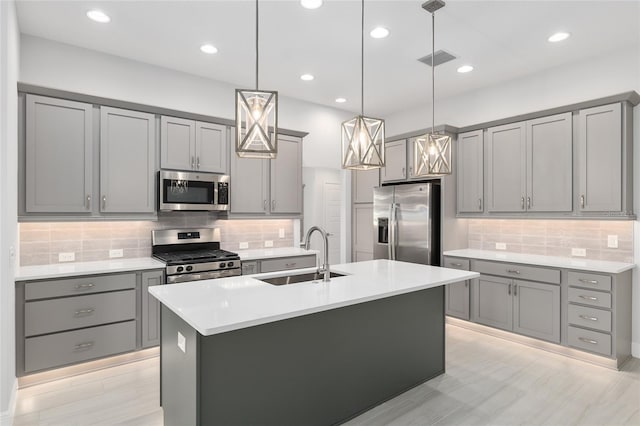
25, 290, 136, 337
443, 257, 470, 270
24, 321, 136, 373
568, 287, 612, 309
473, 260, 560, 284
260, 255, 316, 273
568, 304, 612, 333
24, 273, 136, 300
567, 326, 612, 357
568, 271, 611, 292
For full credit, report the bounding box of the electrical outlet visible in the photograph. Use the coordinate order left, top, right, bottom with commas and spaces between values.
495, 242, 507, 250
607, 235, 619, 249
58, 252, 75, 262
279, 228, 285, 239
264, 240, 274, 248
571, 248, 587, 257
239, 242, 249, 249
177, 332, 186, 353
109, 249, 123, 258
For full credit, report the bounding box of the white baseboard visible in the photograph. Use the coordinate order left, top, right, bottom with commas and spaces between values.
0, 378, 18, 426
632, 341, 640, 359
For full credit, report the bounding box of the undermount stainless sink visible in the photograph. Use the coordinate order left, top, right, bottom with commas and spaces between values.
259, 271, 346, 286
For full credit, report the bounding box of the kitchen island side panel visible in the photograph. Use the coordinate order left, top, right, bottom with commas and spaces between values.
195, 286, 445, 426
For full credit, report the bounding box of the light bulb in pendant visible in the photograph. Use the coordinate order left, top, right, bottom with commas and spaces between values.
250, 97, 264, 120
429, 141, 436, 156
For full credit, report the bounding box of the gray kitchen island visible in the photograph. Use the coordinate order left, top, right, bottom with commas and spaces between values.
149, 259, 478, 425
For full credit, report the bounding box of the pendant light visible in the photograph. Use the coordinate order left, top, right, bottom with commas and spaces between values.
236, 0, 278, 159
341, 0, 385, 170
413, 0, 452, 176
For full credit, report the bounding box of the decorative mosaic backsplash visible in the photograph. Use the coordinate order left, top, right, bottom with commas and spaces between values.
19, 213, 295, 266
467, 219, 633, 263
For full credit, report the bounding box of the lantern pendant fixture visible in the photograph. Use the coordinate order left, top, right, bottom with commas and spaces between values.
236, 0, 278, 159
413, 0, 452, 176
341, 0, 385, 171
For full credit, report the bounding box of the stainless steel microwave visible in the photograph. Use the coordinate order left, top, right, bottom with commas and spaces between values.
159, 170, 230, 211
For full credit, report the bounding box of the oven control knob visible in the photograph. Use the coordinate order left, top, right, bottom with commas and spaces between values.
186, 266, 193, 272
220, 263, 226, 268
228, 262, 234, 267
177, 266, 184, 273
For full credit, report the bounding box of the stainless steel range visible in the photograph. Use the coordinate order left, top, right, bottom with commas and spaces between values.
152, 228, 241, 284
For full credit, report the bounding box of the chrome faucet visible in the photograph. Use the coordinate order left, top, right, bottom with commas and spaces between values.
302, 226, 331, 282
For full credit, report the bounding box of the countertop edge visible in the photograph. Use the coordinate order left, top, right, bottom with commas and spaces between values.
443, 249, 635, 274
15, 258, 166, 281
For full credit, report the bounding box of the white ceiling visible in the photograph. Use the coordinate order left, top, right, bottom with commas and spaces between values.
15, 0, 640, 117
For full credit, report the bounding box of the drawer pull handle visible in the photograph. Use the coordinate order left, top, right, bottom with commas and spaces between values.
506, 269, 521, 274
579, 315, 598, 322
74, 308, 95, 317
285, 263, 297, 268
74, 283, 95, 290
578, 279, 599, 285
74, 341, 94, 351
450, 262, 463, 267
578, 337, 598, 345
579, 295, 598, 301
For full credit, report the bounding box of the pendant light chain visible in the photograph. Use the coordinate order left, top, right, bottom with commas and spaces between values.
431, 12, 435, 135
255, 0, 259, 90
361, 0, 364, 116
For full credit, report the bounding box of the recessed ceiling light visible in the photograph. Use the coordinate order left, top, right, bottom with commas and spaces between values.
370, 27, 389, 39
548, 32, 570, 43
86, 10, 110, 23
200, 44, 218, 54
335, 98, 347, 103
300, 74, 315, 81
457, 65, 474, 73
300, 0, 323, 9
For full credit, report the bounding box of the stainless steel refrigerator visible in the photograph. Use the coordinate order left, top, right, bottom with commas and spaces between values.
373, 182, 441, 266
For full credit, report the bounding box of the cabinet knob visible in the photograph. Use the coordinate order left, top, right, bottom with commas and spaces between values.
191, 156, 195, 169
578, 337, 598, 345
272, 200, 276, 210
521, 197, 525, 210
508, 283, 512, 295
197, 156, 200, 169
527, 197, 531, 209
580, 194, 585, 209
263, 200, 267, 211
478, 198, 482, 210
86, 195, 91, 210
102, 196, 106, 209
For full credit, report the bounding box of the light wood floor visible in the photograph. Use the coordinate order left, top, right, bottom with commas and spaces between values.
10, 325, 640, 426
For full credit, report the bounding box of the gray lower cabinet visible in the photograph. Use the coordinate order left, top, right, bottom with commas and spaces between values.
577, 103, 623, 212
230, 134, 302, 215
16, 268, 165, 376
160, 116, 228, 174
240, 255, 317, 275
456, 130, 484, 214
25, 94, 93, 213
141, 270, 164, 348
380, 139, 407, 183
451, 256, 632, 366
100, 107, 156, 213
443, 257, 470, 320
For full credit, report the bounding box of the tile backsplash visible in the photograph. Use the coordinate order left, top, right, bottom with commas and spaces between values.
20, 213, 295, 266
468, 219, 633, 263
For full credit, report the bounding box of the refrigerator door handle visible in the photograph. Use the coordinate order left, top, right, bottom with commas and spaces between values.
391, 203, 399, 260
387, 205, 393, 260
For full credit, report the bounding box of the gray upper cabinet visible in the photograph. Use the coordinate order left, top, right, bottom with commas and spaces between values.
230, 155, 269, 214
352, 169, 379, 204
161, 116, 228, 173
100, 107, 156, 213
195, 121, 228, 173
577, 103, 622, 212
230, 134, 302, 215
381, 139, 407, 183
486, 122, 526, 212
270, 135, 302, 214
456, 130, 484, 214
25, 95, 93, 213
526, 113, 572, 212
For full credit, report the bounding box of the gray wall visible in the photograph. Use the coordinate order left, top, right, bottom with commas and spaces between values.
0, 0, 20, 417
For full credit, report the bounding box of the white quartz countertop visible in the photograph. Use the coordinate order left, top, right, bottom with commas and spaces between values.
15, 257, 166, 281
149, 259, 479, 336
236, 247, 317, 261
443, 249, 635, 274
